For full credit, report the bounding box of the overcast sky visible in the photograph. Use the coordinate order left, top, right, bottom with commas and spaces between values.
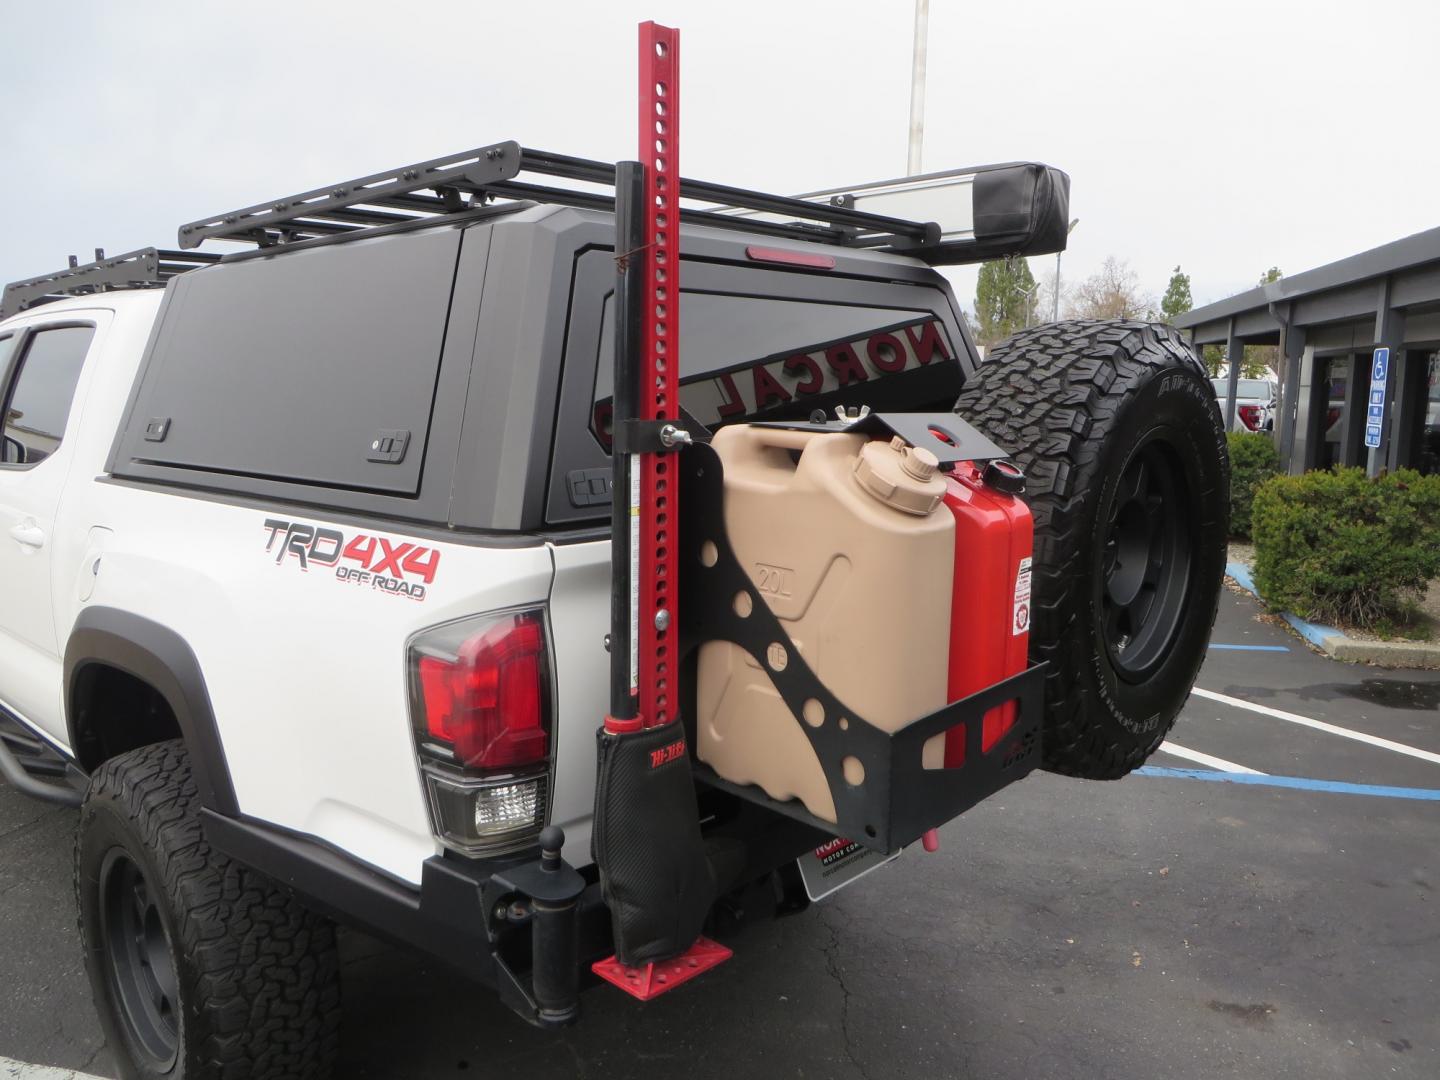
3, 0, 1437, 317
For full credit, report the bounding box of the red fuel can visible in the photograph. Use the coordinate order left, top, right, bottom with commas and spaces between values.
941, 463, 1033, 768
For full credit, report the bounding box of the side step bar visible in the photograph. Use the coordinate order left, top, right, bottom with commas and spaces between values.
0, 713, 84, 807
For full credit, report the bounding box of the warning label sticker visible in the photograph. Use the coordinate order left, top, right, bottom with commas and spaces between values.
1013, 556, 1032, 636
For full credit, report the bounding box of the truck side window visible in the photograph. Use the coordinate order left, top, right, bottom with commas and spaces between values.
1, 325, 94, 467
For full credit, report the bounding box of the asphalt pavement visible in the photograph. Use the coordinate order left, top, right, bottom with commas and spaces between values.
2, 587, 1437, 1079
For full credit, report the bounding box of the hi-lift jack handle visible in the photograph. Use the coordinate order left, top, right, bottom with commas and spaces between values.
592, 19, 730, 1003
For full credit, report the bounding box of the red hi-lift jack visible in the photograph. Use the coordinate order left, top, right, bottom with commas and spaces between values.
592, 19, 732, 1002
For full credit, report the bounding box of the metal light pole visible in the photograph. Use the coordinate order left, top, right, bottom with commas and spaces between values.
907, 0, 928, 175
1053, 218, 1079, 322
1018, 280, 1038, 330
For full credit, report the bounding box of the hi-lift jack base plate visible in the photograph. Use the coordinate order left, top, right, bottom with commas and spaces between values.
591, 937, 733, 1001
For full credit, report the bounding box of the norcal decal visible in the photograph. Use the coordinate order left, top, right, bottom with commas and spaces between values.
593, 316, 953, 447
261, 518, 438, 601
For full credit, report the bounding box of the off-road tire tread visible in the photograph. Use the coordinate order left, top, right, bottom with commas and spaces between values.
76, 740, 340, 1079
955, 319, 1227, 779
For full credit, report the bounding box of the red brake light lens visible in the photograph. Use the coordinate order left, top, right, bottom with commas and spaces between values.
1238, 404, 1262, 430
745, 244, 837, 269
412, 611, 550, 771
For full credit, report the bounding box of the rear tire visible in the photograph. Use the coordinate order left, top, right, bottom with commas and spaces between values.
76, 740, 340, 1080
956, 320, 1228, 779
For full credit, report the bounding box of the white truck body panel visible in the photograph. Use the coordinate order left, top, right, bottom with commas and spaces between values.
1, 293, 588, 884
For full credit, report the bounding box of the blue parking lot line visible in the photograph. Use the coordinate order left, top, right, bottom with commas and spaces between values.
1207, 643, 1290, 652
1136, 766, 1440, 802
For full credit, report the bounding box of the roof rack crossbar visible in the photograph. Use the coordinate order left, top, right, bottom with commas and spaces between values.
2, 247, 220, 320
177, 142, 944, 255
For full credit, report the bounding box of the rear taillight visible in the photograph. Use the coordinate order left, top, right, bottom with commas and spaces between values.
415, 614, 548, 768
408, 608, 552, 855
1238, 404, 1262, 431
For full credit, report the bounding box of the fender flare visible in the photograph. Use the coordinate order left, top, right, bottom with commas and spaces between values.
64, 606, 239, 814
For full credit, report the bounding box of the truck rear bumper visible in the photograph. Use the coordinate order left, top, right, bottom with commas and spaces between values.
200, 798, 830, 1026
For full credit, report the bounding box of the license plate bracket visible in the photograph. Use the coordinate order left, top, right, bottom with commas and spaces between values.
796, 837, 902, 902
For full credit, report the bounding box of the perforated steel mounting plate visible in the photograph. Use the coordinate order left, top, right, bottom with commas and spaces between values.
751, 411, 1010, 464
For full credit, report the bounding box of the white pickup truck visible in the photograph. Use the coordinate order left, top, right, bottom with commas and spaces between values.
0, 142, 1227, 1080
1211, 376, 1278, 433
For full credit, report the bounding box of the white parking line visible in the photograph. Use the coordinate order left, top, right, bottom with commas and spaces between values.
1192, 687, 1440, 766
1158, 740, 1266, 775
0, 1056, 105, 1079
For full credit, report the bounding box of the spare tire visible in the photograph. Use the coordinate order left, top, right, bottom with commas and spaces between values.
955, 320, 1228, 779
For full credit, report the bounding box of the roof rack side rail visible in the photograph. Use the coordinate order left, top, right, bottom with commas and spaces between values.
177, 140, 526, 251
2, 247, 221, 321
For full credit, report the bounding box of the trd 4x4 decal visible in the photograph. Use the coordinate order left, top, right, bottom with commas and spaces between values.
262, 518, 439, 600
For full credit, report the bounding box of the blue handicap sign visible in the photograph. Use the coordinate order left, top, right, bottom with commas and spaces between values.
1365, 347, 1390, 449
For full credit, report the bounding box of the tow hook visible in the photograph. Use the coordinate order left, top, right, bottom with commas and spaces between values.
491, 826, 586, 1026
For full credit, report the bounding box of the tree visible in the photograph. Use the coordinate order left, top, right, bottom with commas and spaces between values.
1202, 344, 1225, 377
1160, 265, 1192, 325
974, 257, 1038, 347
1065, 256, 1153, 321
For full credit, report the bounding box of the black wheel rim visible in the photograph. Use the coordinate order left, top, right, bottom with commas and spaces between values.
1099, 436, 1193, 682
99, 848, 180, 1069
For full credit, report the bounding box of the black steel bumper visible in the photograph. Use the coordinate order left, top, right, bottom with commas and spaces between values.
200, 796, 830, 1027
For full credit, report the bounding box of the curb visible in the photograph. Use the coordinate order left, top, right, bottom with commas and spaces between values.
1224, 561, 1440, 670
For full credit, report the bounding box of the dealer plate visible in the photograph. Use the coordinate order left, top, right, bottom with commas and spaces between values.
797, 837, 902, 902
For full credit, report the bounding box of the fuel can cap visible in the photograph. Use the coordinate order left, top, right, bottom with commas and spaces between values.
982, 459, 1026, 495
853, 438, 946, 515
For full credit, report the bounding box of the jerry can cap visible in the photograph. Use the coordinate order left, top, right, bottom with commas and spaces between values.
853, 437, 946, 515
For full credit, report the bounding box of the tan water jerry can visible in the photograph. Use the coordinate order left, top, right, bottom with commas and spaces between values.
696, 425, 955, 823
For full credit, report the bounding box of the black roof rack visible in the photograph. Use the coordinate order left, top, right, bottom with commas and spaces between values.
3, 142, 1066, 322
177, 140, 943, 255
1, 247, 220, 320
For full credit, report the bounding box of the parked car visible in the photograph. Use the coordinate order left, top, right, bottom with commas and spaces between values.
1212, 376, 1277, 433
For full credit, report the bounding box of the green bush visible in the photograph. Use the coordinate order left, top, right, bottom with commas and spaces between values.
1251, 468, 1440, 628
1226, 431, 1280, 539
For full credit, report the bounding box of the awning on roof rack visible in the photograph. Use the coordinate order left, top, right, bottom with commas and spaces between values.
722, 161, 1072, 266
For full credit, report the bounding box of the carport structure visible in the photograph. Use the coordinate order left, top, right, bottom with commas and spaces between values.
1175, 227, 1440, 476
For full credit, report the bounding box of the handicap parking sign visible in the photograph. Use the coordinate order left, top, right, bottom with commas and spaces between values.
1365, 347, 1390, 449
